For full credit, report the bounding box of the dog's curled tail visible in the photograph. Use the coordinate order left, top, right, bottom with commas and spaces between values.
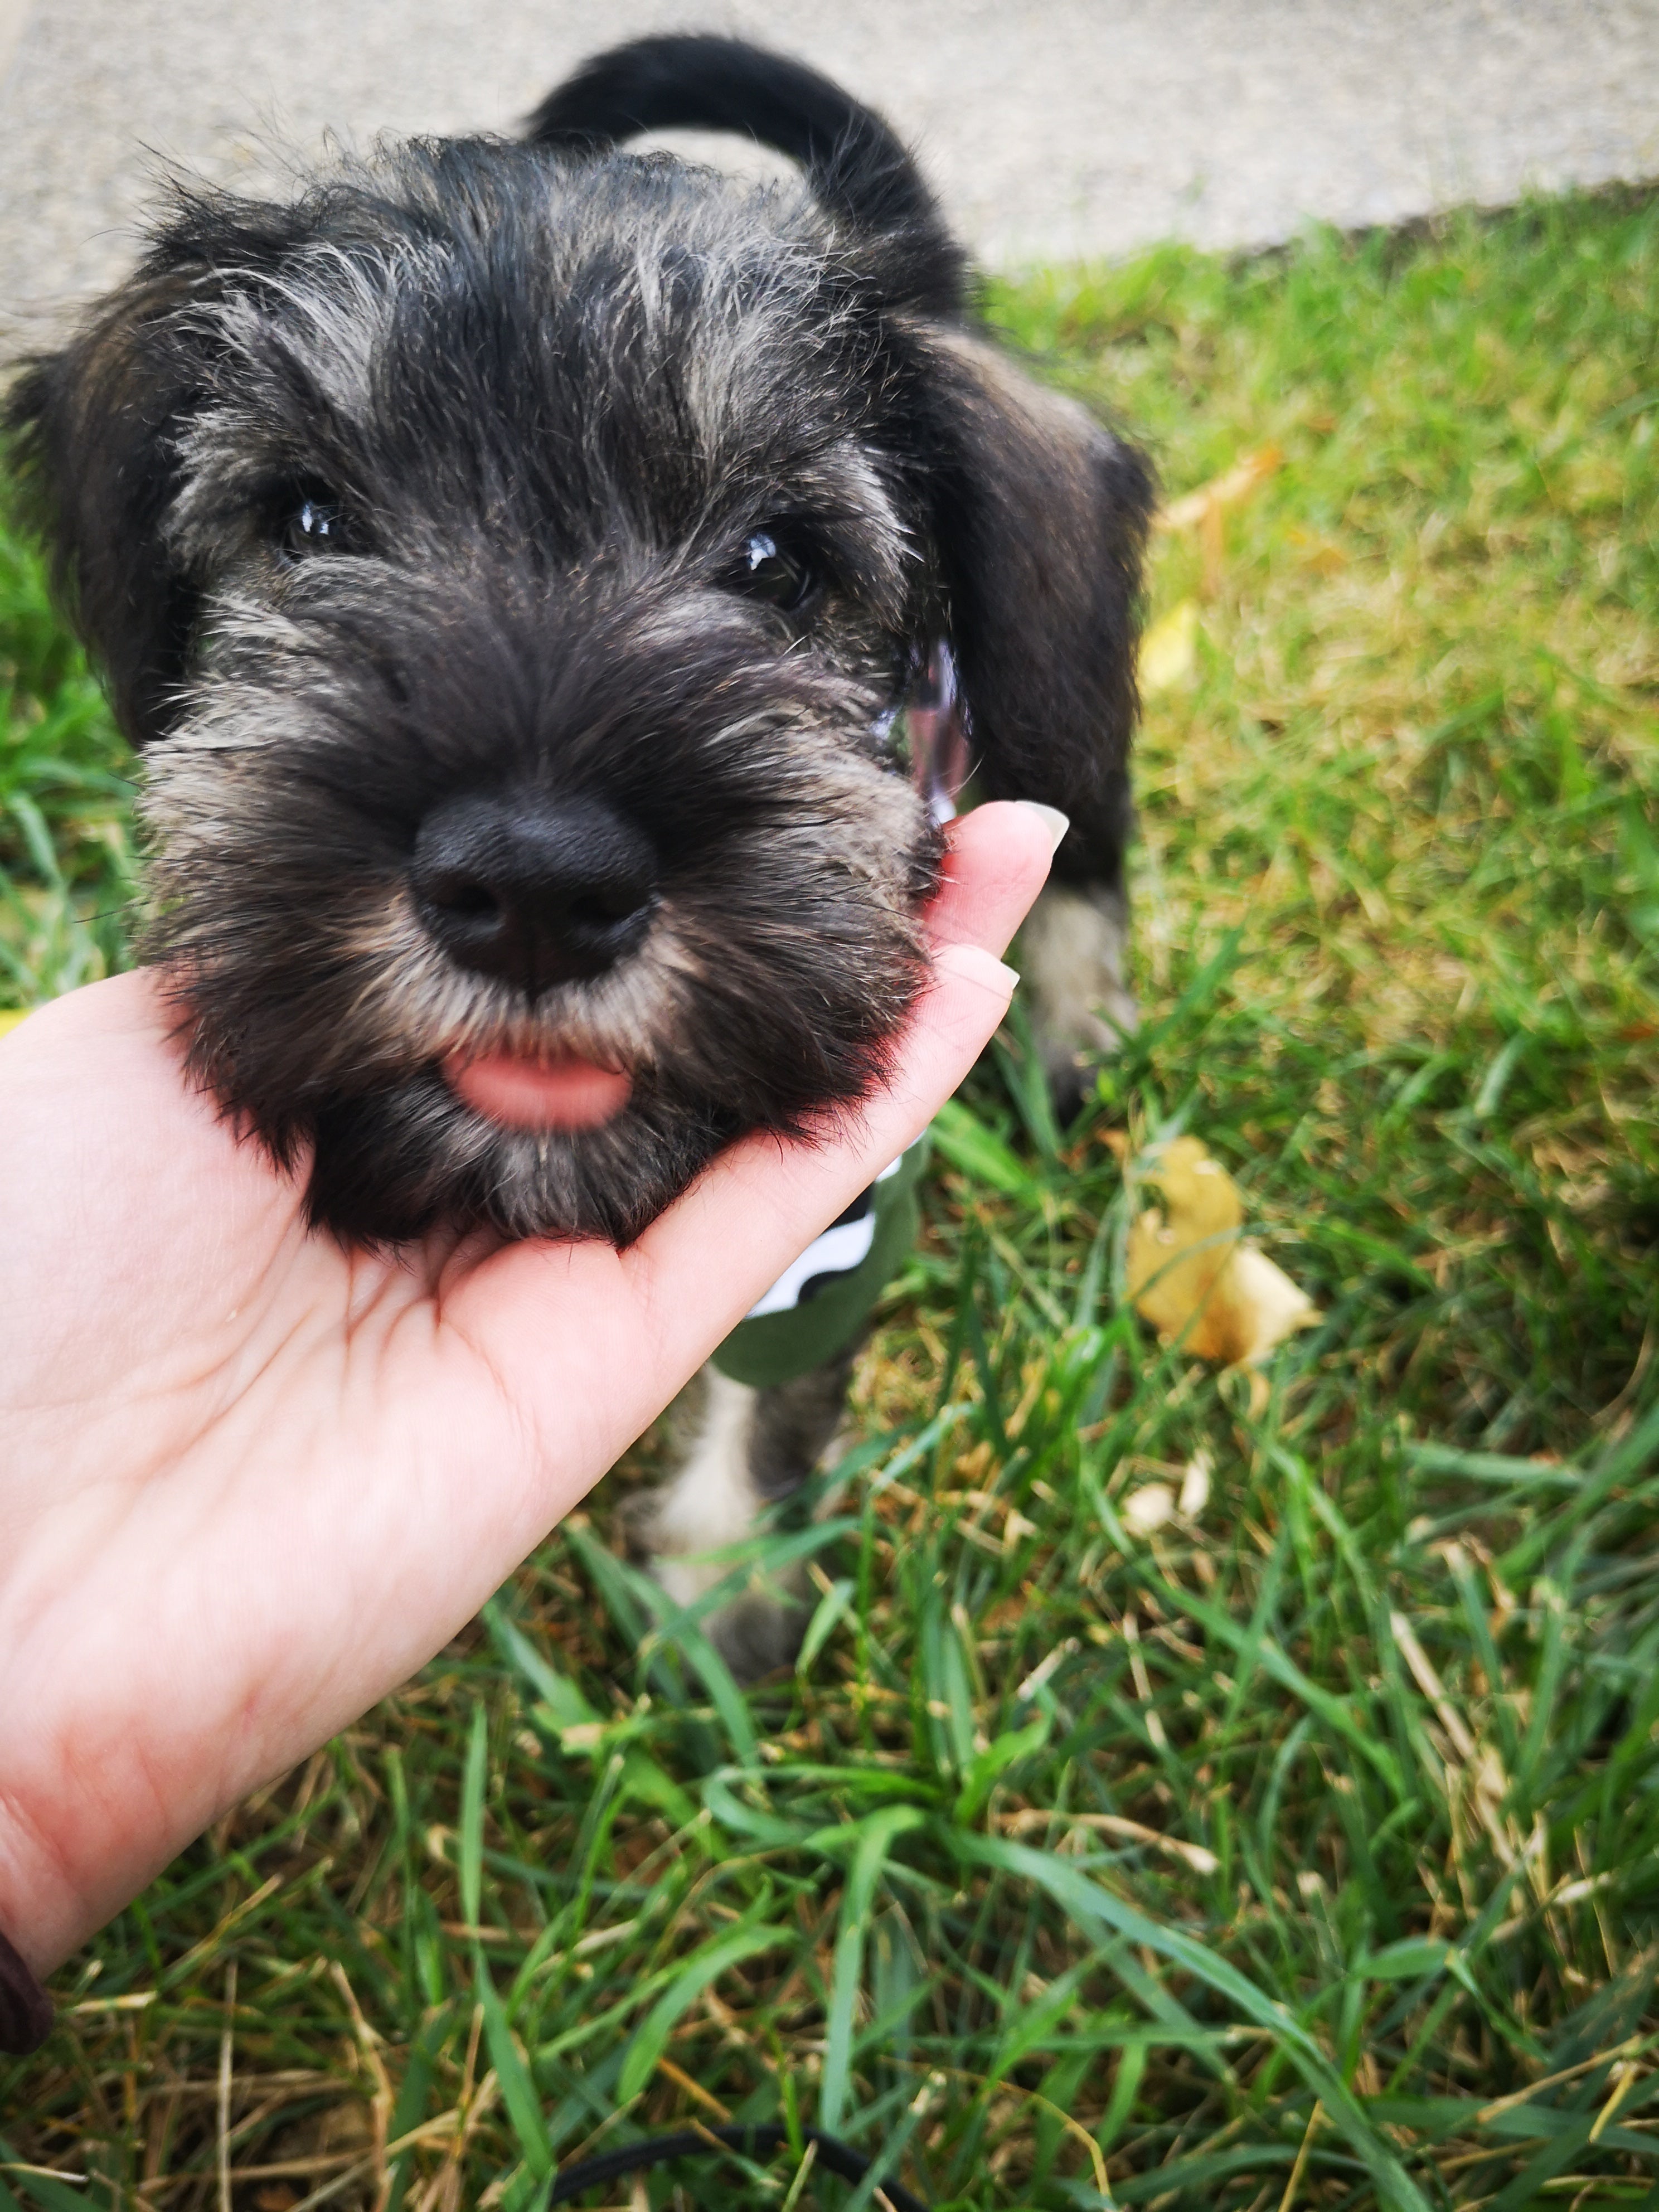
525, 35, 965, 310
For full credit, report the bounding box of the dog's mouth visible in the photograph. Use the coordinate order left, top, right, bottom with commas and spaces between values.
443, 1044, 633, 1130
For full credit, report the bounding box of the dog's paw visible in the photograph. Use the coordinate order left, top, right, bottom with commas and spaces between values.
1018, 881, 1138, 1119
700, 1588, 809, 1684
624, 1369, 809, 1684
644, 1543, 807, 1685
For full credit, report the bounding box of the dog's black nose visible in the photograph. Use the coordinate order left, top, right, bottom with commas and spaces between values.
412, 792, 657, 992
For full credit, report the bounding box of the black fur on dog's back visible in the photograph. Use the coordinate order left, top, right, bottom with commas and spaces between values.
526, 33, 966, 314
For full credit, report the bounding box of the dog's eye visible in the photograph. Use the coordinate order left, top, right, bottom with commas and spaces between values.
279, 492, 348, 560
731, 531, 816, 613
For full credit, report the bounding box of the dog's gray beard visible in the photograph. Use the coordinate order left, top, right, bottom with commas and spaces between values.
138, 595, 939, 1245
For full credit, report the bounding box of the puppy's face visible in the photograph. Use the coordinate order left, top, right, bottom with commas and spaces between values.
10, 138, 1151, 1244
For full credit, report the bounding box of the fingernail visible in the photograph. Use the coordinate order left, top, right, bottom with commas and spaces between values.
937, 940, 1020, 992
1014, 801, 1070, 853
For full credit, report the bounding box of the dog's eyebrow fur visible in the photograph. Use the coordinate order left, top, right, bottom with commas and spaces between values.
161, 162, 918, 617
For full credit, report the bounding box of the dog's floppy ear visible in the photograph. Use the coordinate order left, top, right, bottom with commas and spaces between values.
5, 264, 212, 748
920, 333, 1154, 885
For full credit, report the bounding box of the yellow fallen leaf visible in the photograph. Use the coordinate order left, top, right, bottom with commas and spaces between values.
1125, 1136, 1243, 1357
1157, 445, 1284, 533
1140, 599, 1198, 693
1157, 445, 1284, 597
1225, 1245, 1320, 1365
1126, 1135, 1319, 1371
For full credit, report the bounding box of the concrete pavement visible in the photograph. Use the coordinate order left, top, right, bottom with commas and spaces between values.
2, 2, 1657, 330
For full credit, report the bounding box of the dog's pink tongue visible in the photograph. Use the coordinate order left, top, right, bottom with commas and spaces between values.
447, 1049, 631, 1130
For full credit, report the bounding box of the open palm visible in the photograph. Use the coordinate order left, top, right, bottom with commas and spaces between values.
0, 804, 1051, 1988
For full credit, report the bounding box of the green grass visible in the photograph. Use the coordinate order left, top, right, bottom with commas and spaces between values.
0, 528, 134, 999
3, 188, 1659, 2211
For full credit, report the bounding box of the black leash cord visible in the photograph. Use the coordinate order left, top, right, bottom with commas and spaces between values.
548, 2121, 928, 2208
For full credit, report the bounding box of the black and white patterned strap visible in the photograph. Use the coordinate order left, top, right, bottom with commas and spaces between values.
744, 1151, 904, 1318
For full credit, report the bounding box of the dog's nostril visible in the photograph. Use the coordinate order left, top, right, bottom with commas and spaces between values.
411, 791, 657, 994
569, 889, 636, 926
426, 877, 502, 921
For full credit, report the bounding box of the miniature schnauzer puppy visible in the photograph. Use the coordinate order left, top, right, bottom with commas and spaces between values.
7, 35, 1150, 1675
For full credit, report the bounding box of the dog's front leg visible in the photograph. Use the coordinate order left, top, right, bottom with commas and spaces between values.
1020, 870, 1138, 1121
634, 1350, 858, 1684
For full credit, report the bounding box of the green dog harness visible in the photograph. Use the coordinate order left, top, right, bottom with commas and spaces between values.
710, 1136, 930, 1390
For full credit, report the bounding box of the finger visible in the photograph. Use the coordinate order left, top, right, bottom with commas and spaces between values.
463, 803, 1054, 1479
637, 935, 1017, 1282
478, 937, 1020, 1449
629, 794, 1060, 1343
926, 799, 1064, 955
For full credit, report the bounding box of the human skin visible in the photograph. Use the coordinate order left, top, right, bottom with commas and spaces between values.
0, 801, 1053, 1984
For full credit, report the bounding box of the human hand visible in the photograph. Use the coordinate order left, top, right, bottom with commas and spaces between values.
0, 801, 1055, 2014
